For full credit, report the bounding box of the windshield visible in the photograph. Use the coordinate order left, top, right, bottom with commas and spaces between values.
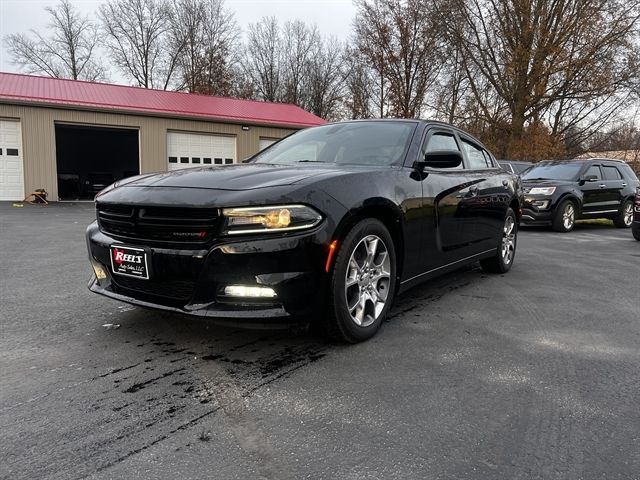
522, 163, 583, 181
252, 122, 416, 166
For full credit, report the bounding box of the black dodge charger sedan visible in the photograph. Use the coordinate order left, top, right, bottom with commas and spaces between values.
86, 120, 523, 342
521, 159, 639, 232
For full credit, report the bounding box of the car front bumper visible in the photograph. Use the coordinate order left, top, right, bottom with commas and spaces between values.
86, 221, 329, 321
521, 198, 555, 225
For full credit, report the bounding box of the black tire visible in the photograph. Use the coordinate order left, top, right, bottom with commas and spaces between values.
480, 207, 517, 274
552, 199, 576, 232
613, 200, 634, 228
322, 219, 396, 343
633, 227, 640, 241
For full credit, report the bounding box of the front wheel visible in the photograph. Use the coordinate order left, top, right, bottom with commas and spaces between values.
552, 199, 576, 232
480, 208, 517, 274
613, 200, 634, 228
323, 219, 396, 343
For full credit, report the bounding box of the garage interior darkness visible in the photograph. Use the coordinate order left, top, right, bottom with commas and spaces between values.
55, 124, 139, 200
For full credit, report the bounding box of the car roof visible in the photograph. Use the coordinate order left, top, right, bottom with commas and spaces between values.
535, 158, 629, 165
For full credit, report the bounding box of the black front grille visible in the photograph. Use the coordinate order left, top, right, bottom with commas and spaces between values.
112, 275, 195, 301
97, 204, 219, 244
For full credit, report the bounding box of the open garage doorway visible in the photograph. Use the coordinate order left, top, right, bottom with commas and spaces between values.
55, 124, 139, 200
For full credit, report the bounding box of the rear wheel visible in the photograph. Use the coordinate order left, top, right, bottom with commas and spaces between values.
613, 200, 633, 228
480, 208, 517, 274
552, 199, 576, 232
323, 219, 396, 343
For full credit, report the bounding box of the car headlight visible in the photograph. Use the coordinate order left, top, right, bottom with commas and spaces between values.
529, 186, 556, 195
221, 205, 323, 235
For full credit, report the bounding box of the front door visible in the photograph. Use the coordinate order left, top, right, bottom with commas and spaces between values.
419, 129, 477, 271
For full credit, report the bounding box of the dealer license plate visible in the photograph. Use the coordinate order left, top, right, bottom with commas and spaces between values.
109, 245, 150, 280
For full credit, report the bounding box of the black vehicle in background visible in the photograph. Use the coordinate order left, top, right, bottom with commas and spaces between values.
498, 160, 533, 175
633, 188, 640, 241
521, 159, 639, 232
86, 120, 523, 342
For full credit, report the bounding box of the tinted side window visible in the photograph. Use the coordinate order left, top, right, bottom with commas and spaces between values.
620, 164, 639, 181
462, 140, 489, 169
482, 150, 495, 167
602, 165, 622, 180
426, 133, 459, 152
585, 165, 602, 180
421, 132, 463, 170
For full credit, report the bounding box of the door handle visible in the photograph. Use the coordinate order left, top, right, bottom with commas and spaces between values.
622, 183, 627, 187
599, 184, 606, 188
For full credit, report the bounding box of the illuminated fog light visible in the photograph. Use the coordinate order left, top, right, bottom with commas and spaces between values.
532, 200, 550, 209
224, 285, 277, 298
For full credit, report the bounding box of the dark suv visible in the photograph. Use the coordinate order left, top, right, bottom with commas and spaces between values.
521, 159, 639, 232
633, 188, 640, 241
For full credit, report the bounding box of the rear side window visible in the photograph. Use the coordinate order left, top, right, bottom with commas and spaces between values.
482, 150, 496, 168
585, 165, 602, 180
602, 165, 622, 180
620, 163, 639, 181
462, 140, 490, 169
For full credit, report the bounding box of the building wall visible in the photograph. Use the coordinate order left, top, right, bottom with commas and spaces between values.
0, 103, 296, 200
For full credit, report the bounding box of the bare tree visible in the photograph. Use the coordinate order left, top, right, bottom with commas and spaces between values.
342, 48, 375, 119
281, 20, 320, 105
244, 17, 283, 102
302, 37, 346, 120
354, 0, 443, 118
170, 0, 239, 95
4, 0, 106, 81
442, 0, 640, 158
99, 0, 179, 89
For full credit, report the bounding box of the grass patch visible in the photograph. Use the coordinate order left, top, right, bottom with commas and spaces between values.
575, 218, 614, 226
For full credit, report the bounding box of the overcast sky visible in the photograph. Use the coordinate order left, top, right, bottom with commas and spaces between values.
0, 0, 358, 81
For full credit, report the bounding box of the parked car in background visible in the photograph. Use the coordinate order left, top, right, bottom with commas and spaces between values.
633, 187, 640, 241
520, 159, 639, 232
86, 120, 523, 342
499, 160, 533, 174
85, 172, 115, 197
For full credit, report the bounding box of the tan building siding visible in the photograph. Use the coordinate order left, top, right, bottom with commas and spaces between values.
0, 103, 296, 200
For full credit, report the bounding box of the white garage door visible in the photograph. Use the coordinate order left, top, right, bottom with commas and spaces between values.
259, 137, 278, 151
0, 119, 25, 201
167, 131, 236, 171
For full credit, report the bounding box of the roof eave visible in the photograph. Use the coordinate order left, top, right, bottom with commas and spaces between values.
0, 97, 324, 130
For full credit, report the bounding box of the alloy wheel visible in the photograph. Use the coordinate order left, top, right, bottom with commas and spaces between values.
501, 215, 516, 265
344, 235, 391, 327
563, 203, 575, 230
623, 202, 633, 226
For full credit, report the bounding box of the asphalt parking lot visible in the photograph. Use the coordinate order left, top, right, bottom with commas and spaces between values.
1, 202, 639, 480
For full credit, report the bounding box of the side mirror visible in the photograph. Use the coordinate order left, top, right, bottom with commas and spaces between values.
415, 150, 463, 170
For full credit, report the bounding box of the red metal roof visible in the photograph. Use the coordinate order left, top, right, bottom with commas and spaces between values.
0, 72, 326, 128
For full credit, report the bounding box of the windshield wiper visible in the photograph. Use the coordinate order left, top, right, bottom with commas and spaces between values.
296, 159, 327, 163
525, 177, 550, 181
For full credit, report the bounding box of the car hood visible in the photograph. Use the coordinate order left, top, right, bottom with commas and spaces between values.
116, 163, 367, 191
522, 179, 574, 188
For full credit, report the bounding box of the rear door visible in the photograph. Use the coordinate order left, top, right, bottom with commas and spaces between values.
580, 164, 608, 214
458, 136, 510, 253
601, 164, 627, 210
